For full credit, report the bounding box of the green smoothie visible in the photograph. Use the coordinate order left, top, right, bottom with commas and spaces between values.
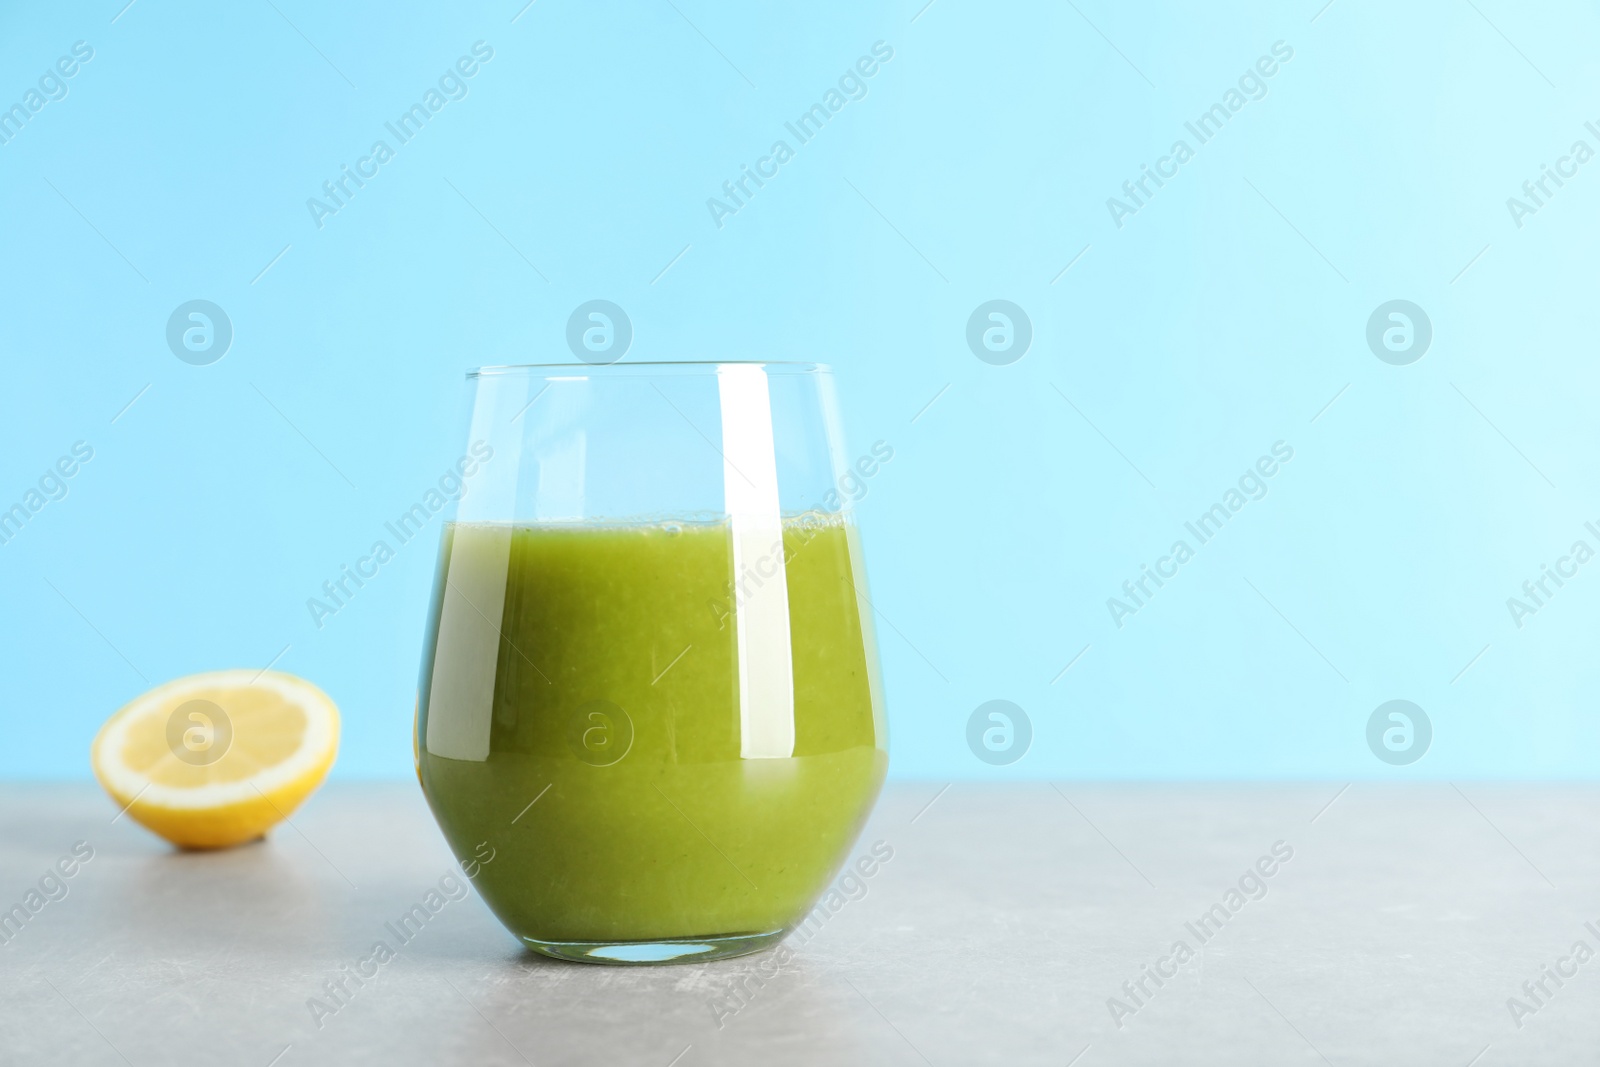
415, 513, 887, 960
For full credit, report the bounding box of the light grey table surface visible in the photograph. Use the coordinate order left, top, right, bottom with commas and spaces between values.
2, 781, 1598, 1066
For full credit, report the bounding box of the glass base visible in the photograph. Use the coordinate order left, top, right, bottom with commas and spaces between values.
522, 928, 787, 965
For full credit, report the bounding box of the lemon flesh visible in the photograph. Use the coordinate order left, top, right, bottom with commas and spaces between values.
92, 670, 340, 849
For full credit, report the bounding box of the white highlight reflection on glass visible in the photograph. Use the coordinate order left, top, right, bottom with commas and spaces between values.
717, 364, 796, 760
428, 375, 526, 761
531, 385, 588, 522
425, 526, 510, 762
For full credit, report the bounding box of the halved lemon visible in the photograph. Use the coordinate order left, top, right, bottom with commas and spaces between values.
91, 670, 340, 849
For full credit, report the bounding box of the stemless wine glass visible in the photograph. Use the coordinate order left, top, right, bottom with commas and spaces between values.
414, 362, 888, 964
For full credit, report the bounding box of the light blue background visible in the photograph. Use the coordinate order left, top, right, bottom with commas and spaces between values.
2, 0, 1596, 780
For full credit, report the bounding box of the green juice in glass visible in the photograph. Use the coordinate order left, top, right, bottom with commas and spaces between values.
415, 513, 887, 962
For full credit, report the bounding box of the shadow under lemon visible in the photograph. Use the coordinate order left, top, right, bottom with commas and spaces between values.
416, 514, 887, 961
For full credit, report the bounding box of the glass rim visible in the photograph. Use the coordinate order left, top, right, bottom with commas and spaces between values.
467, 360, 829, 379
